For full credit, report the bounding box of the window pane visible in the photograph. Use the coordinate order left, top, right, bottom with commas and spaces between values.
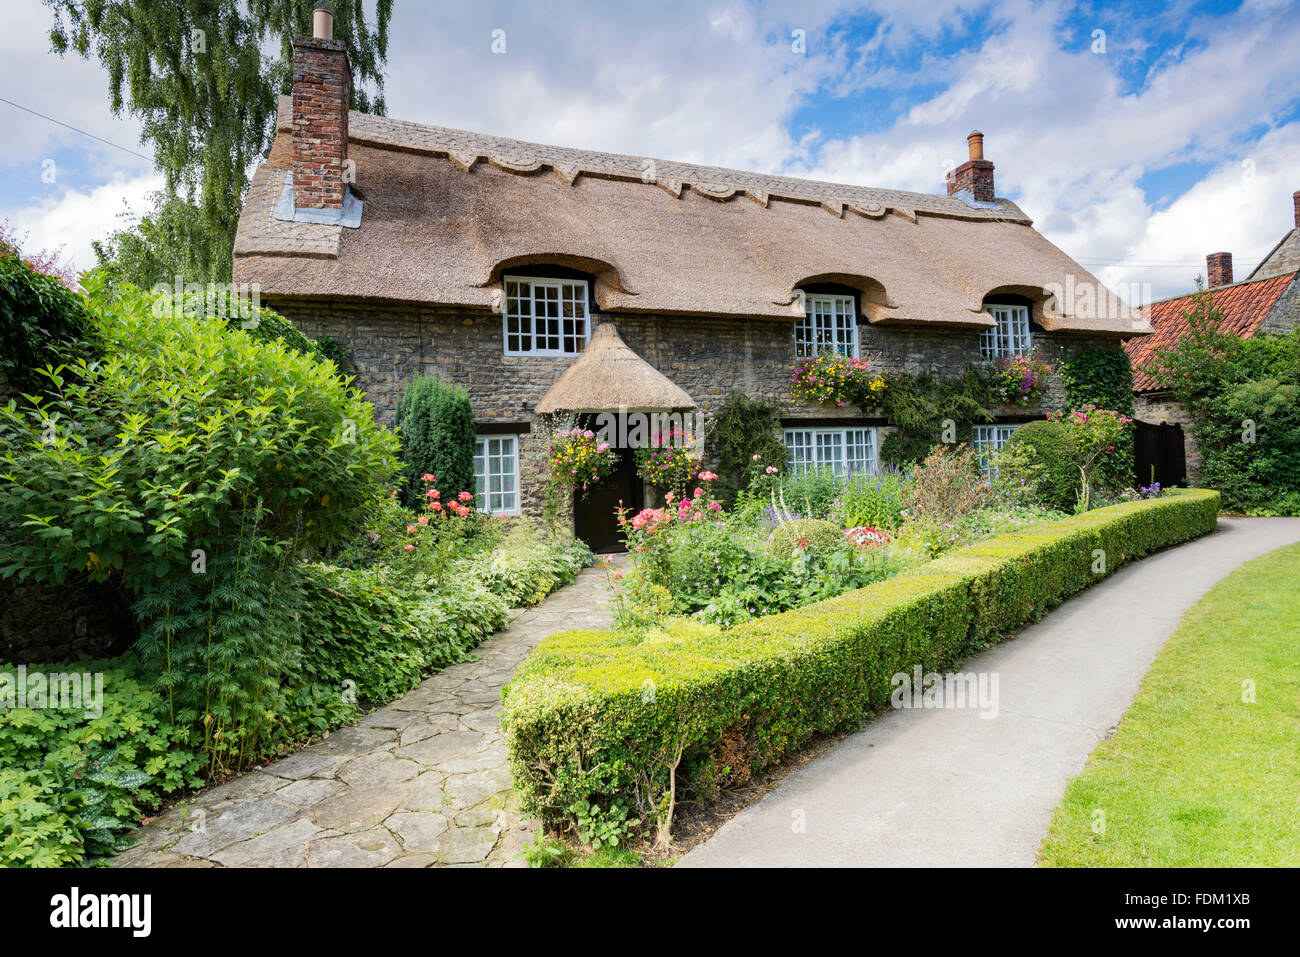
502, 278, 589, 354
815, 431, 843, 474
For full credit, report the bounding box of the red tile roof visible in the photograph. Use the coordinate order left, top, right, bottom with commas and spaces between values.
1125, 272, 1297, 392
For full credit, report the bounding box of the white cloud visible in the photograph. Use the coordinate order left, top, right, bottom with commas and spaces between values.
2, 0, 1297, 304
800, 0, 1300, 300
2, 173, 164, 277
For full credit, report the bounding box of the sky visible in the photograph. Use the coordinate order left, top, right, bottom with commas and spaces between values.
1, 0, 1298, 303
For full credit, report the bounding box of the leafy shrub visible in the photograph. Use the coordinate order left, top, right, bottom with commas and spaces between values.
904, 444, 990, 522
0, 657, 203, 867
776, 466, 843, 519
0, 274, 399, 585
1046, 405, 1135, 504
1148, 307, 1300, 513
293, 564, 508, 705
833, 468, 909, 530
468, 529, 594, 607
502, 491, 1220, 837
707, 393, 787, 505
0, 275, 399, 771
767, 518, 843, 557
0, 250, 96, 395
1147, 289, 1300, 513
395, 374, 476, 508
999, 421, 1080, 511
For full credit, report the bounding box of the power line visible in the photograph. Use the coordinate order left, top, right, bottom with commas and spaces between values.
0, 96, 151, 162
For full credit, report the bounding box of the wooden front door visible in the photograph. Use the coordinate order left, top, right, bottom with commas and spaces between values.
1134, 420, 1187, 488
574, 449, 642, 553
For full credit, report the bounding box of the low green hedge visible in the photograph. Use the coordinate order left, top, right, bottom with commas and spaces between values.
500, 490, 1220, 830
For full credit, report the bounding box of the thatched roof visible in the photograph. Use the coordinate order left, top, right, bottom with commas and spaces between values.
234, 96, 1148, 336
535, 322, 695, 413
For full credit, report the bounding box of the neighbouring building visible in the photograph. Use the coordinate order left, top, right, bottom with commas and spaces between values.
232, 7, 1149, 550
1125, 190, 1300, 486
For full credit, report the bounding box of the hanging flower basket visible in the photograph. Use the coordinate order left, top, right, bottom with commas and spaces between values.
547, 428, 619, 496
635, 428, 704, 497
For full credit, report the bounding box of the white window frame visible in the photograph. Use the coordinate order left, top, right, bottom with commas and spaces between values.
980, 304, 1032, 360
783, 427, 877, 477
795, 294, 858, 359
502, 276, 590, 356
971, 424, 1021, 478
474, 434, 521, 516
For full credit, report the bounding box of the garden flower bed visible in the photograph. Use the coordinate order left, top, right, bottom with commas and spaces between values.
502, 489, 1221, 847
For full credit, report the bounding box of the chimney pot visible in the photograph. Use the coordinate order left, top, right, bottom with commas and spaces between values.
313, 2, 334, 41
945, 132, 995, 202
1206, 252, 1233, 288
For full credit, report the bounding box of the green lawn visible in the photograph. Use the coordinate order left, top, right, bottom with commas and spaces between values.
1039, 541, 1300, 867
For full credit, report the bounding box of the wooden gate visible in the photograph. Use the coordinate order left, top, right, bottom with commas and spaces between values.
1133, 421, 1187, 488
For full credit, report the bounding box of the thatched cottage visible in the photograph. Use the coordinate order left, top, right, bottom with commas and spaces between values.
233, 9, 1149, 549
1125, 192, 1300, 485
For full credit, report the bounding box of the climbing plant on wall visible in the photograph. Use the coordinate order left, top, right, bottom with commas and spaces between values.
877, 365, 996, 466
1059, 348, 1135, 414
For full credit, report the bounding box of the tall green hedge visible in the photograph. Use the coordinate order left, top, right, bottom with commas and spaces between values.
395, 374, 476, 505
501, 490, 1220, 830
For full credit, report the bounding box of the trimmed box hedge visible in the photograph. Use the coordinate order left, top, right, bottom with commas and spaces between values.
500, 490, 1221, 829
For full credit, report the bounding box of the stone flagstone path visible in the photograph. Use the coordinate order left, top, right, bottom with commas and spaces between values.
113, 557, 621, 868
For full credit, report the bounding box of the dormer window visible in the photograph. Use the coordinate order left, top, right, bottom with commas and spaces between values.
503, 276, 590, 356
795, 293, 858, 358
980, 304, 1031, 359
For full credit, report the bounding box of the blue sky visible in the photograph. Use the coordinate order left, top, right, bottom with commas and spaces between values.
2, 0, 1298, 301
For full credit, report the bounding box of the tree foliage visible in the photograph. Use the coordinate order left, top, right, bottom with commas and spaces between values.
46, 0, 395, 282
1147, 285, 1300, 514
0, 249, 97, 395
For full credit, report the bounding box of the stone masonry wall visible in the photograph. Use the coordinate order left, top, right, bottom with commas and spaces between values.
1258, 277, 1300, 336
274, 298, 1125, 513
1, 574, 137, 665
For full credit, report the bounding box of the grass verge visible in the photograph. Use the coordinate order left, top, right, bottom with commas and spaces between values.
1039, 541, 1300, 867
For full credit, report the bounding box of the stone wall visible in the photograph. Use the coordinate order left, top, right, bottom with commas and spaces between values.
0, 574, 137, 665
273, 297, 1126, 513
1259, 277, 1300, 336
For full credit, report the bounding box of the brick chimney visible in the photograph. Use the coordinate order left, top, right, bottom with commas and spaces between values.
1206, 252, 1233, 287
1293, 189, 1299, 229
945, 131, 996, 202
292, 3, 350, 211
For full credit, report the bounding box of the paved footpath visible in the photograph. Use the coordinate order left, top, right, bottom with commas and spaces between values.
114, 558, 620, 868
680, 517, 1300, 868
